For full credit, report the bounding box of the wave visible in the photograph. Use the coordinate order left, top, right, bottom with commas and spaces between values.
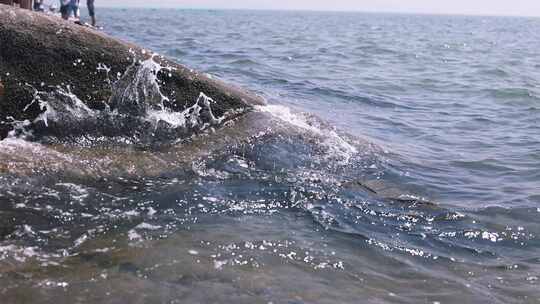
483, 87, 539, 101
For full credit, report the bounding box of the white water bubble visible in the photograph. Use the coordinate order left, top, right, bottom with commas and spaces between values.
147, 207, 157, 216
127, 229, 141, 241
135, 223, 161, 230
214, 259, 228, 270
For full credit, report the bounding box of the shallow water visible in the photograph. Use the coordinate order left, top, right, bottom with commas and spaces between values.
1, 9, 539, 303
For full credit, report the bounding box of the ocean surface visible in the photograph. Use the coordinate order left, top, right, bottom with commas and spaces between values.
1, 8, 540, 303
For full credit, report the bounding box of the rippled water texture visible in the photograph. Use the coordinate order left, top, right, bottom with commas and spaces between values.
1, 9, 539, 304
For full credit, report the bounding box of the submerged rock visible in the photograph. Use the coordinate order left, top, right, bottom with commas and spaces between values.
0, 5, 264, 140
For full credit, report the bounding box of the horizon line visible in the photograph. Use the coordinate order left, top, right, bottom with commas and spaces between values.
90, 5, 540, 19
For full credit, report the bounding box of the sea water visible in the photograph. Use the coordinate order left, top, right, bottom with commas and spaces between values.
0, 9, 539, 303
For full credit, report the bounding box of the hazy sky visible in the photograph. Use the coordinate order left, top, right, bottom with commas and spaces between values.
98, 0, 540, 17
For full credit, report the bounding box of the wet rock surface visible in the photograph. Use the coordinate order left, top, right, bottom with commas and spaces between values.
0, 5, 264, 140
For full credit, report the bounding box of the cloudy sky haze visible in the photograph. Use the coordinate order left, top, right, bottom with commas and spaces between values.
96, 0, 540, 17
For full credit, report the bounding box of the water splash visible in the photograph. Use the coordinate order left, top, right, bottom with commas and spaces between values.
110, 54, 172, 114
255, 104, 358, 164
146, 92, 225, 130
5, 55, 228, 143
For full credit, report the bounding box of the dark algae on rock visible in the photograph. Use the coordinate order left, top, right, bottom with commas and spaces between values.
0, 5, 263, 140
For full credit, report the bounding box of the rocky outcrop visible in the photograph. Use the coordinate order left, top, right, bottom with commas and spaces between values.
0, 5, 264, 139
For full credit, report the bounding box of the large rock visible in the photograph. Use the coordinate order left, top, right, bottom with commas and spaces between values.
0, 5, 264, 140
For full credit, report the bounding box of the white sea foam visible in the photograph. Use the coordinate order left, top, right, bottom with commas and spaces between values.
127, 229, 142, 241
0, 244, 59, 263
255, 105, 358, 163
135, 222, 162, 230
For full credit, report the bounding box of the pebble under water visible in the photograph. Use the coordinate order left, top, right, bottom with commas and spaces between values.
1, 9, 540, 304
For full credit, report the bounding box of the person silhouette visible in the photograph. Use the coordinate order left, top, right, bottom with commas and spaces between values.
87, 0, 96, 26
60, 0, 80, 20
33, 0, 44, 11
